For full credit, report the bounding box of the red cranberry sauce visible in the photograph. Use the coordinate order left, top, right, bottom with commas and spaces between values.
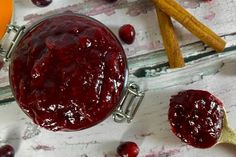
168, 90, 224, 148
10, 14, 127, 131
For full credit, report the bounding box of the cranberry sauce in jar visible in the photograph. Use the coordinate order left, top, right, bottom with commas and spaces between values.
168, 90, 224, 148
9, 13, 128, 131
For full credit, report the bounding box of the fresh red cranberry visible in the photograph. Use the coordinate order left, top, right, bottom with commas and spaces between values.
0, 145, 15, 157
105, 0, 117, 2
117, 141, 139, 157
31, 0, 52, 7
168, 90, 224, 148
0, 60, 4, 70
119, 24, 136, 44
10, 14, 127, 131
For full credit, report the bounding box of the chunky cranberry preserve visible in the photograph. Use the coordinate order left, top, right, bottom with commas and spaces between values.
168, 90, 224, 148
10, 14, 127, 131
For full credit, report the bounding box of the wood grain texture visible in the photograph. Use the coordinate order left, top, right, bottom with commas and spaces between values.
1, 50, 236, 156
155, 7, 185, 68
12, 0, 236, 58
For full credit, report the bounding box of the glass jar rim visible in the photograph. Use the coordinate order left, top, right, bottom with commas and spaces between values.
8, 12, 133, 131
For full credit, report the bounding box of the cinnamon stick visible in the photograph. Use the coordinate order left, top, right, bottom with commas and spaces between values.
153, 0, 226, 52
155, 6, 185, 68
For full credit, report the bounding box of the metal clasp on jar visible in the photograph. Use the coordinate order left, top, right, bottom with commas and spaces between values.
113, 82, 145, 123
0, 24, 25, 62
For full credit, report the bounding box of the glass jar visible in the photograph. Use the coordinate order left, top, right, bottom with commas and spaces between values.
0, 12, 145, 131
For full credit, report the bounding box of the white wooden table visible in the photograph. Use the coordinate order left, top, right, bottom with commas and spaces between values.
1, 0, 236, 156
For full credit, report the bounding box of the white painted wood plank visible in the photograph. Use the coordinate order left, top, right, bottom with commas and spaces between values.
1, 49, 236, 157
13, 0, 236, 58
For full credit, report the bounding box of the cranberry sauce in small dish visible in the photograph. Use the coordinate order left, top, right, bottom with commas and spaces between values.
168, 90, 224, 148
1, 13, 144, 131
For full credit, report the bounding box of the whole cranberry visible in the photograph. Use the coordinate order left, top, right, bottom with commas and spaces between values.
106, 0, 117, 2
0, 145, 15, 157
0, 60, 4, 70
119, 24, 136, 44
31, 0, 52, 7
117, 141, 139, 157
